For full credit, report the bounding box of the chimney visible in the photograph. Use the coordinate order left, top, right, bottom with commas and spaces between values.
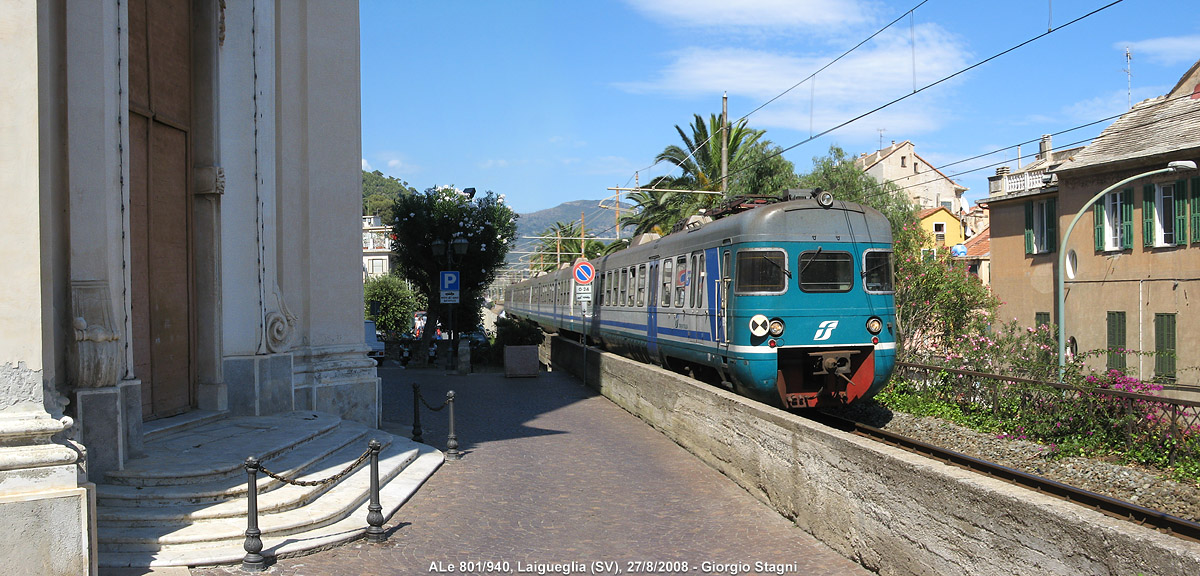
1039, 134, 1052, 160
996, 166, 1010, 176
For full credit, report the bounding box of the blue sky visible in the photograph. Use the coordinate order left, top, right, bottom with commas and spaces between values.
361, 0, 1200, 222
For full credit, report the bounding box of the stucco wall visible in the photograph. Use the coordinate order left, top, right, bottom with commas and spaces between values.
544, 337, 1200, 576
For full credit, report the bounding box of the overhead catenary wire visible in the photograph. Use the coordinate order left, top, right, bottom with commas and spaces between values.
619, 0, 932, 194
861, 92, 1200, 202
722, 0, 1128, 187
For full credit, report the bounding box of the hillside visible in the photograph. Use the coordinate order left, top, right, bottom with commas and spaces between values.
516, 199, 631, 244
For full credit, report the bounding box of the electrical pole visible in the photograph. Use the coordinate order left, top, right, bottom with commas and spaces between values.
721, 92, 728, 194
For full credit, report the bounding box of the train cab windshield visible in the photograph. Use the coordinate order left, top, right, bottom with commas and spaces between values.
735, 249, 788, 293
798, 250, 852, 292
863, 250, 895, 293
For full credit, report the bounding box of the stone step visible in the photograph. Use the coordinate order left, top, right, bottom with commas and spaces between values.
142, 409, 228, 442
98, 443, 443, 568
97, 431, 395, 524
98, 433, 416, 550
105, 412, 343, 487
96, 423, 369, 508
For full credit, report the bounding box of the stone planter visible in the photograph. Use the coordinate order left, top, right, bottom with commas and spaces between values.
504, 345, 540, 377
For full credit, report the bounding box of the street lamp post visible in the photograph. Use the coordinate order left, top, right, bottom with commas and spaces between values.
1056, 161, 1196, 379
432, 237, 470, 368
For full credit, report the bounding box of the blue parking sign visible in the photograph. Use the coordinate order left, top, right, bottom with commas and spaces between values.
440, 271, 460, 291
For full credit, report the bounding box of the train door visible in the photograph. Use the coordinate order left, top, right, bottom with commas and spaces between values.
718, 244, 732, 350
646, 260, 659, 360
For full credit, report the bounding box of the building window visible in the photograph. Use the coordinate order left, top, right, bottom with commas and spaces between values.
1106, 311, 1126, 370
1154, 313, 1176, 381
1024, 198, 1056, 254
1094, 189, 1132, 251
1034, 312, 1050, 329
900, 156, 907, 168
1144, 181, 1188, 248
940, 200, 953, 211
933, 222, 946, 245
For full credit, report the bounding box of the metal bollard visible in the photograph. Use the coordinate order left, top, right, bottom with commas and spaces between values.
445, 390, 461, 460
365, 439, 386, 543
411, 382, 424, 443
242, 456, 265, 572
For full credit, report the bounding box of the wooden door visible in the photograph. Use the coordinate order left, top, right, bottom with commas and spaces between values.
129, 0, 194, 419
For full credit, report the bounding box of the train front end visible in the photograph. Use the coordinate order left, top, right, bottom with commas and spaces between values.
724, 199, 896, 409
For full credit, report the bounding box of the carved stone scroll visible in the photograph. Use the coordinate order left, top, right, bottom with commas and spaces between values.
68, 280, 122, 389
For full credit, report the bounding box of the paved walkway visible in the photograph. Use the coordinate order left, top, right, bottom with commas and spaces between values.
190, 364, 870, 576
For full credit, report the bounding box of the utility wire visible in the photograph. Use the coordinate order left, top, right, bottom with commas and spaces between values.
621, 0, 932, 194
724, 0, 1127, 185
865, 92, 1200, 201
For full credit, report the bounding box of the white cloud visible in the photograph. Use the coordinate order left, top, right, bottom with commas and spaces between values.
385, 157, 419, 173
1115, 36, 1200, 67
361, 158, 372, 171
478, 159, 510, 169
625, 0, 874, 31
616, 23, 969, 142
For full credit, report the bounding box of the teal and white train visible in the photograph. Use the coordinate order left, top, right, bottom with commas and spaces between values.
504, 190, 897, 409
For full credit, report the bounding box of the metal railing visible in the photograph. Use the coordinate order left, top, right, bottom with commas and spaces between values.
241, 439, 385, 572
895, 362, 1200, 466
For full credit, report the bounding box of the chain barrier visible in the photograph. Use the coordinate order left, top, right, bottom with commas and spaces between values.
243, 439, 387, 570
416, 387, 449, 412
257, 447, 372, 487
411, 382, 461, 460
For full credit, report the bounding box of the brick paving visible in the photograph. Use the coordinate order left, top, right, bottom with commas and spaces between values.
190, 364, 870, 576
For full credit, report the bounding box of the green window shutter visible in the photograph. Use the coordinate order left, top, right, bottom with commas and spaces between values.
1143, 184, 1156, 247
1106, 312, 1116, 369
1093, 201, 1105, 251
1024, 201, 1034, 255
1154, 313, 1177, 380
1106, 311, 1127, 370
1191, 177, 1200, 243
1121, 190, 1134, 250
1045, 198, 1057, 252
1175, 180, 1188, 245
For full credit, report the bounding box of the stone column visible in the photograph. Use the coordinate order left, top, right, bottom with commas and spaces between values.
276, 1, 380, 427
0, 2, 94, 573
65, 0, 142, 480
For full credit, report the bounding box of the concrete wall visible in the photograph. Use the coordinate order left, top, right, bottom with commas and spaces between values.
543, 337, 1200, 576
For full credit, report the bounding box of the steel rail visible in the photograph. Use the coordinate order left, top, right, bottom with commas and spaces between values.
811, 412, 1200, 544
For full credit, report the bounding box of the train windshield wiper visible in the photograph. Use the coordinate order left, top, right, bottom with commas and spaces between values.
768, 253, 792, 279
799, 246, 822, 277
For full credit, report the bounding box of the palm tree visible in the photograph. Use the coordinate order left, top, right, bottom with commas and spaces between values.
635, 113, 766, 232
530, 220, 603, 272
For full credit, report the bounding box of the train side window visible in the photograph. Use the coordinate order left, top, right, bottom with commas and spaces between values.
628, 267, 637, 306
799, 251, 853, 293
863, 250, 894, 294
734, 249, 788, 294
636, 264, 647, 307
674, 256, 687, 308
661, 259, 673, 307
695, 252, 706, 308
620, 268, 629, 306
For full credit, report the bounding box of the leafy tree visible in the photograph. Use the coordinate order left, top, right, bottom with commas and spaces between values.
391, 187, 518, 363
797, 145, 996, 356
364, 275, 425, 337
656, 113, 763, 195
727, 140, 801, 197
798, 145, 916, 234
362, 170, 416, 224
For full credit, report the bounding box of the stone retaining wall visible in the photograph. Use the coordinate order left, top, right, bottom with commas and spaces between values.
542, 336, 1200, 576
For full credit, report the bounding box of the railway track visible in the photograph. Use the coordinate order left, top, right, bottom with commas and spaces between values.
811, 411, 1200, 544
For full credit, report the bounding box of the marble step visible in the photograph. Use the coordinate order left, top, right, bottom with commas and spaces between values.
97, 430, 394, 525
105, 412, 343, 487
98, 442, 443, 568
97, 422, 369, 508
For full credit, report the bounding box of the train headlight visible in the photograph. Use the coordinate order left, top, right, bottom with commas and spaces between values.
866, 317, 883, 335
768, 319, 785, 337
